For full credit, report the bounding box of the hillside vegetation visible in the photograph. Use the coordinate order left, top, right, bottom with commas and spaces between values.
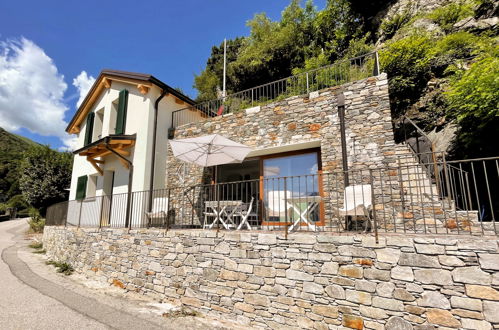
0, 127, 37, 206
0, 127, 72, 216
194, 0, 498, 159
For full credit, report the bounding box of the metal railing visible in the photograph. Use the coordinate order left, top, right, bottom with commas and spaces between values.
46, 157, 498, 236
171, 52, 380, 129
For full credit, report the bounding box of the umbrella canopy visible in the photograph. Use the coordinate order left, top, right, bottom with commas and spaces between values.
169, 134, 252, 168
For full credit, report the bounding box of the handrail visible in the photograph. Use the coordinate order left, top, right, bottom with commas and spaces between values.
171, 51, 380, 129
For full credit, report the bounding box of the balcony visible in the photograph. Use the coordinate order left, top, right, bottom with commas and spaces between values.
170, 52, 380, 131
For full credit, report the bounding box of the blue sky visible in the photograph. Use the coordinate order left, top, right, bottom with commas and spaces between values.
0, 0, 326, 149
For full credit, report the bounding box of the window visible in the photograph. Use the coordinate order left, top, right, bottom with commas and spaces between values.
86, 175, 98, 198
93, 108, 104, 140
84, 112, 95, 146
75, 175, 88, 200
115, 89, 128, 134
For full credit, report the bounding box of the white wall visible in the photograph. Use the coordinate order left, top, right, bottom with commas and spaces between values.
67, 79, 193, 227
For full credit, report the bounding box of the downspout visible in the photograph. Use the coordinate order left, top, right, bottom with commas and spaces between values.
148, 90, 168, 212
105, 141, 133, 228
337, 92, 349, 187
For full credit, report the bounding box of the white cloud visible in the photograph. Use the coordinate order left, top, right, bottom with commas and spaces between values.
0, 37, 88, 151
73, 71, 95, 108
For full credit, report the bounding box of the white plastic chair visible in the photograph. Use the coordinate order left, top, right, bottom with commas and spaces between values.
266, 190, 292, 222
338, 185, 372, 231
145, 197, 169, 227
235, 197, 257, 230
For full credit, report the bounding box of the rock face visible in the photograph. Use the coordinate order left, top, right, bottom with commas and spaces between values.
43, 227, 499, 329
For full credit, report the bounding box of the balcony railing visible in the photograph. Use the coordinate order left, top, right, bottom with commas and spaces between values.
46, 156, 498, 237
170, 52, 380, 130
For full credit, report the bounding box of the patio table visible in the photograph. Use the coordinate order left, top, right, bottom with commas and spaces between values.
286, 196, 322, 231
205, 200, 243, 230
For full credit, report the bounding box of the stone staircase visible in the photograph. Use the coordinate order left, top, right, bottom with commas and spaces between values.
376, 143, 486, 234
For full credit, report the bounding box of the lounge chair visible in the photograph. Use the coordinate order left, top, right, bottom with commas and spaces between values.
145, 197, 169, 228
337, 184, 372, 231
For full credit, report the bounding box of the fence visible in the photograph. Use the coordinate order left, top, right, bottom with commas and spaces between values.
46, 156, 498, 236
171, 52, 380, 129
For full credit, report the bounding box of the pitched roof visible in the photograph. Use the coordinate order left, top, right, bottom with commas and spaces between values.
66, 69, 195, 133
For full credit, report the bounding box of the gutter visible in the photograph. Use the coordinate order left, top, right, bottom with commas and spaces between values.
148, 90, 168, 212
105, 142, 133, 229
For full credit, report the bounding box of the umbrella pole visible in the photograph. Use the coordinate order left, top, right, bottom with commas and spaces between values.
216, 165, 220, 234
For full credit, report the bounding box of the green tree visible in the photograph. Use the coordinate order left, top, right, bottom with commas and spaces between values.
446, 43, 499, 157
19, 145, 73, 215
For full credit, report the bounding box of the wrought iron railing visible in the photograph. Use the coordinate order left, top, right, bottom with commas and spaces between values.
170, 52, 380, 130
46, 157, 498, 236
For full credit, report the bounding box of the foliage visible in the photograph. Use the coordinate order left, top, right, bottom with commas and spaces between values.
0, 203, 7, 214
27, 208, 45, 233
46, 260, 74, 275
427, 1, 474, 32
446, 43, 499, 157
7, 194, 29, 210
380, 10, 413, 39
0, 127, 39, 202
19, 145, 72, 215
380, 33, 434, 116
29, 241, 43, 249
194, 0, 364, 101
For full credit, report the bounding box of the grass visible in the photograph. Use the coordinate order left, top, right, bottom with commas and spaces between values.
28, 242, 43, 249
32, 249, 46, 254
45, 260, 74, 275
162, 307, 200, 318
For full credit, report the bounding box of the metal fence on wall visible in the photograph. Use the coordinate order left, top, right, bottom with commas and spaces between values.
171, 52, 380, 129
46, 156, 498, 237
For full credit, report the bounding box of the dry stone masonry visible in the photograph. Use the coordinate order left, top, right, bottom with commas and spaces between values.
44, 226, 499, 329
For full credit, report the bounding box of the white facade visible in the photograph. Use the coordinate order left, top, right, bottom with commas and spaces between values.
66, 74, 199, 227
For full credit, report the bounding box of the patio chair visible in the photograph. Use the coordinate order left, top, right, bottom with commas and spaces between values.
337, 185, 372, 232
235, 197, 257, 230
145, 197, 169, 228
266, 190, 292, 223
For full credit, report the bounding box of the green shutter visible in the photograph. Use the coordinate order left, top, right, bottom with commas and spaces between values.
75, 175, 88, 200
84, 112, 95, 146
115, 89, 129, 134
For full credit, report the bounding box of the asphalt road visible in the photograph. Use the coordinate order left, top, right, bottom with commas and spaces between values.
0, 219, 236, 330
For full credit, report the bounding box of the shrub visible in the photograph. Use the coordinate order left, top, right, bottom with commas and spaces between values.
0, 203, 7, 215
7, 194, 28, 210
428, 1, 474, 32
46, 260, 74, 275
446, 44, 499, 157
27, 208, 45, 233
380, 10, 413, 39
380, 33, 434, 116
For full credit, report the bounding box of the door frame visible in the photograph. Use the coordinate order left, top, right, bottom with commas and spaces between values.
259, 148, 325, 226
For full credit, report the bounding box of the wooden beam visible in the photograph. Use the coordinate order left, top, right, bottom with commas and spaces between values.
102, 77, 112, 88
137, 84, 149, 95
112, 148, 131, 157
118, 157, 129, 169
175, 98, 184, 105
92, 159, 105, 164
88, 158, 104, 175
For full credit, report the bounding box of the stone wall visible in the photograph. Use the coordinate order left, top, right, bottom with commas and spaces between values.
165, 73, 410, 228
168, 73, 396, 188
44, 226, 499, 329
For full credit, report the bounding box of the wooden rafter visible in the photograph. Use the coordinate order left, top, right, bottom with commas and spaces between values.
78, 137, 135, 174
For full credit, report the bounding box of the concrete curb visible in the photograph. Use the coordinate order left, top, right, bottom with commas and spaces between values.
1, 225, 163, 330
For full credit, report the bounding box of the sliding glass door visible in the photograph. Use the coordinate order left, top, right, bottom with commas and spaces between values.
261, 150, 324, 226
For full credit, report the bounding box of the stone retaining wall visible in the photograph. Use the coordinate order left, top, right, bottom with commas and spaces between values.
43, 226, 499, 329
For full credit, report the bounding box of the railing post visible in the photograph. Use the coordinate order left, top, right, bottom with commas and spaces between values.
369, 170, 378, 243
77, 199, 83, 229
284, 178, 288, 239
442, 156, 452, 206
373, 51, 380, 76
306, 72, 310, 94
